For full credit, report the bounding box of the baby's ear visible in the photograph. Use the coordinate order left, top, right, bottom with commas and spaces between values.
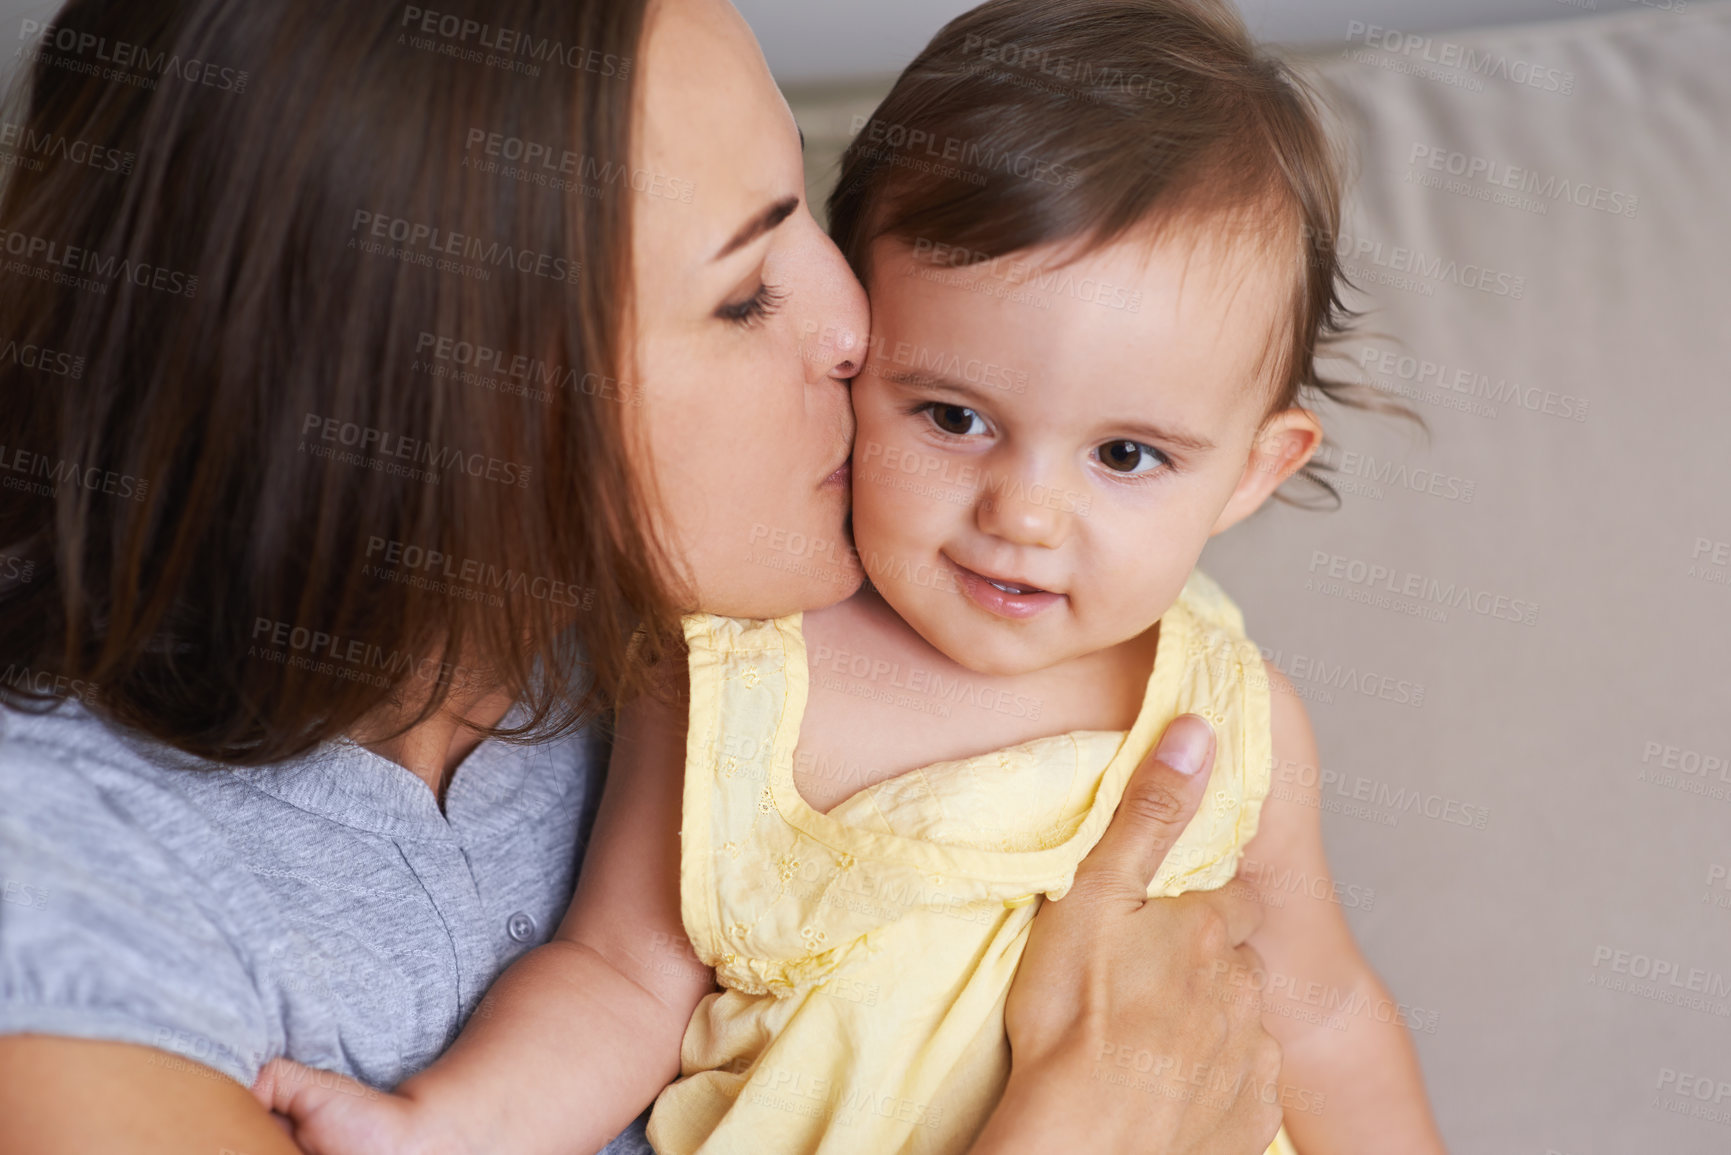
1209, 408, 1323, 535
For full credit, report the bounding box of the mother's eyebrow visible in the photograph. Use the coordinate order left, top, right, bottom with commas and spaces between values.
713, 196, 799, 261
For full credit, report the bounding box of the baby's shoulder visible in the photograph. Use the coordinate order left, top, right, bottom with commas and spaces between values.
1175, 567, 1250, 639
1167, 569, 1266, 691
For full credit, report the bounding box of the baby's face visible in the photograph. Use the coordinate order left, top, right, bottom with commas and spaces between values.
850, 227, 1291, 676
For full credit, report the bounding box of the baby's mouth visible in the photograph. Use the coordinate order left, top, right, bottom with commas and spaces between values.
946, 556, 1065, 621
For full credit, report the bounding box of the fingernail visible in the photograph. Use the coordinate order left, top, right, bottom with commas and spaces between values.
1155, 714, 1212, 776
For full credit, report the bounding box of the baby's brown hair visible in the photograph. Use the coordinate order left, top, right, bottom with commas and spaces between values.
827, 0, 1424, 508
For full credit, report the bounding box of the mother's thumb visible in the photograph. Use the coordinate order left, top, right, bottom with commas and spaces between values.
1071, 713, 1215, 899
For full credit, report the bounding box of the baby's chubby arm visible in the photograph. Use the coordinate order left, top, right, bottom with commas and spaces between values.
1236, 661, 1448, 1155
256, 671, 714, 1155
404, 678, 712, 1154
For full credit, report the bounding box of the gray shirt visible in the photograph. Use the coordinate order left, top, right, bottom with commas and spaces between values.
0, 699, 652, 1153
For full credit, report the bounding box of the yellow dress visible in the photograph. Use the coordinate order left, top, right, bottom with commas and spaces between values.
646, 568, 1300, 1155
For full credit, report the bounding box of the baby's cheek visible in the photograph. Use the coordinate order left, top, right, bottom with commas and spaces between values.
850, 440, 913, 562
1096, 563, 1188, 644
849, 398, 913, 533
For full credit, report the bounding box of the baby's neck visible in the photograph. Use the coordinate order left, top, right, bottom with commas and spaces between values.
793, 586, 1161, 815
846, 580, 1158, 689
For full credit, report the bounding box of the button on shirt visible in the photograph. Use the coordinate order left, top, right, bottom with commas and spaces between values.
507, 911, 540, 943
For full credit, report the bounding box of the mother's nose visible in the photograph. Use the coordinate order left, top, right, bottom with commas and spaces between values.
799, 233, 870, 384
801, 318, 865, 382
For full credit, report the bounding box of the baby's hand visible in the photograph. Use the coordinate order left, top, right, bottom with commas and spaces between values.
251, 1058, 463, 1155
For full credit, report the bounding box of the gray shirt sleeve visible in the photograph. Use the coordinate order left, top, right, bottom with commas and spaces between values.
0, 704, 657, 1155
0, 739, 277, 1084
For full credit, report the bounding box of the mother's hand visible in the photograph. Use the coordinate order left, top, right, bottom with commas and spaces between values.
973, 713, 1283, 1155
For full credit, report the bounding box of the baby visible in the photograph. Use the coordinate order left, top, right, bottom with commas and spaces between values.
263, 0, 1447, 1152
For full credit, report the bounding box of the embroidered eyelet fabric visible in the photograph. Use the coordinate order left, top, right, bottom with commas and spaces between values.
646, 568, 1298, 1155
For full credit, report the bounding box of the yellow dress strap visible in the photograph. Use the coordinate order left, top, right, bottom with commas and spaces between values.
1138, 567, 1275, 897
1178, 566, 1249, 635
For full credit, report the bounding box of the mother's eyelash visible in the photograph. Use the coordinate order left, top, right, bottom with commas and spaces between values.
716, 283, 788, 327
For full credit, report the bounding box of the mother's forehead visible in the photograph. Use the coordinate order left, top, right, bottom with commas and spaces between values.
637, 0, 785, 147
633, 0, 804, 265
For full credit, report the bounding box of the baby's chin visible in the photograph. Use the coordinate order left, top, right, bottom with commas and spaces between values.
886, 582, 1173, 681
887, 593, 1088, 678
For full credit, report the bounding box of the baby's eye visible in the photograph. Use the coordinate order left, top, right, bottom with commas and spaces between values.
1096, 439, 1170, 475
922, 404, 988, 437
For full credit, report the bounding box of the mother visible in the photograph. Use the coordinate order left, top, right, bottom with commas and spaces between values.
0, 0, 1282, 1152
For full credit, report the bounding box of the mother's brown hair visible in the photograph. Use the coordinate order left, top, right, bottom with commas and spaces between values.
0, 0, 669, 762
